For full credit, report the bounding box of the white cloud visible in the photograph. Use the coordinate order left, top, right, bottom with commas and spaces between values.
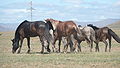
64, 0, 82, 4
115, 1, 120, 6
70, 18, 79, 21
45, 10, 60, 15
2, 9, 29, 14
99, 16, 107, 20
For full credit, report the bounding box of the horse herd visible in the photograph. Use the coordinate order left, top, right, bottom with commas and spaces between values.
11, 18, 120, 54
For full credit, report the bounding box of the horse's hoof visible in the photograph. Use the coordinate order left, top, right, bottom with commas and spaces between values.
17, 52, 20, 54
27, 50, 30, 54
47, 49, 51, 53
72, 48, 76, 51
40, 51, 44, 54
17, 51, 20, 54
55, 50, 60, 53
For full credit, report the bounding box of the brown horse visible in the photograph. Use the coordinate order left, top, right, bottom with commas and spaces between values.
11, 20, 53, 54
87, 24, 120, 52
45, 18, 80, 53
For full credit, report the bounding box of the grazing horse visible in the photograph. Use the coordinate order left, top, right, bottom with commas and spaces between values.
45, 18, 80, 53
87, 24, 120, 52
11, 20, 53, 54
73, 25, 96, 52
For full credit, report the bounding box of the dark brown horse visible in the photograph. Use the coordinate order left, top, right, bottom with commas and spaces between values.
45, 19, 80, 53
87, 24, 120, 52
11, 20, 53, 54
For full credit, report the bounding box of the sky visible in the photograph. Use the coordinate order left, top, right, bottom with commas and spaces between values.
0, 0, 120, 24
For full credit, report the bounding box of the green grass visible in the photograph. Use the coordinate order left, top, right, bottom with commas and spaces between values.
0, 30, 120, 68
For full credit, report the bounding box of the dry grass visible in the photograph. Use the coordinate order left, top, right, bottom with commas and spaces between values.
0, 29, 120, 68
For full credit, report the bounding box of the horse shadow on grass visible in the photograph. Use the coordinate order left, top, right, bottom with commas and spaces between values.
28, 52, 50, 54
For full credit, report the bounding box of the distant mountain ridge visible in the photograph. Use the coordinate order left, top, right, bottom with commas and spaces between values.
0, 23, 19, 32
0, 19, 120, 32
77, 19, 120, 27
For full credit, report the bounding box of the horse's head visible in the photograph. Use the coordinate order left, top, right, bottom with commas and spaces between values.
87, 24, 93, 27
87, 24, 99, 30
45, 19, 54, 30
45, 18, 59, 30
78, 25, 82, 27
11, 39, 19, 53
45, 18, 57, 24
78, 25, 83, 30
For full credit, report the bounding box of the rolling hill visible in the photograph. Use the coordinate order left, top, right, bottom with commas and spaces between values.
77, 18, 120, 27
107, 21, 120, 29
0, 23, 19, 32
0, 19, 120, 32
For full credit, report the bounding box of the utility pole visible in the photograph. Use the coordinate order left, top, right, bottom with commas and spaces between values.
27, 1, 35, 21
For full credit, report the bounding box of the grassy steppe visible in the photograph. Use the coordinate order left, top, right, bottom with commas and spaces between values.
0, 29, 120, 68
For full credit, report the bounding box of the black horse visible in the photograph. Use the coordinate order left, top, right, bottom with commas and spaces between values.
11, 20, 53, 54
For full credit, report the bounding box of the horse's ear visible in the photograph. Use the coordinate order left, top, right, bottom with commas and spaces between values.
11, 39, 14, 42
11, 39, 13, 42
45, 19, 47, 21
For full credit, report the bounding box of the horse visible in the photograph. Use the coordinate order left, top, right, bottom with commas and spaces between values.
87, 24, 120, 52
11, 20, 53, 54
71, 25, 96, 52
45, 18, 80, 53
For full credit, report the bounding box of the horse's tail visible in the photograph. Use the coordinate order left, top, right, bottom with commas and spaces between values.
108, 29, 120, 43
44, 29, 53, 43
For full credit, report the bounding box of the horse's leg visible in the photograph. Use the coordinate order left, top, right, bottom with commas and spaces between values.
86, 38, 92, 52
69, 38, 74, 52
90, 41, 93, 52
47, 40, 51, 53
17, 38, 23, 54
52, 38, 57, 52
39, 36, 44, 53
95, 42, 99, 52
27, 37, 30, 53
63, 43, 69, 53
58, 38, 62, 52
73, 40, 77, 52
103, 40, 108, 52
77, 41, 82, 52
63, 36, 70, 53
108, 36, 111, 52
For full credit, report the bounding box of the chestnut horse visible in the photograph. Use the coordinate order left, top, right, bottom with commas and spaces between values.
87, 24, 120, 52
45, 19, 80, 53
11, 20, 53, 54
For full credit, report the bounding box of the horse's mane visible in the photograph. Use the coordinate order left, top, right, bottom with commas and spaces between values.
16, 20, 28, 32
87, 24, 99, 30
78, 25, 82, 27
59, 21, 62, 23
14, 20, 28, 39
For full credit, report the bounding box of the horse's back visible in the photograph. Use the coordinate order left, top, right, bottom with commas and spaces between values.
64, 21, 77, 26
98, 27, 109, 34
82, 26, 96, 41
